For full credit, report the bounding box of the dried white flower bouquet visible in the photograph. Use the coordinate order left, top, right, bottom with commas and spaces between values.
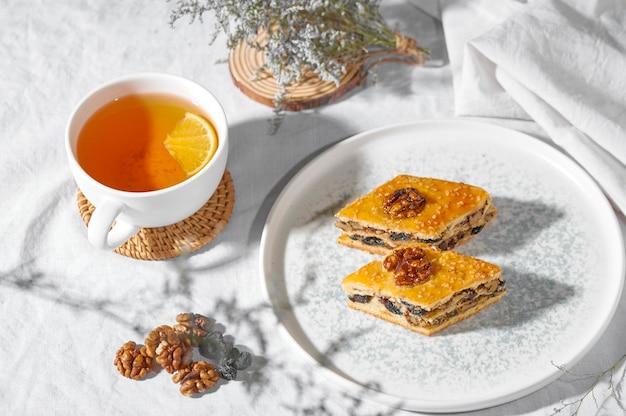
168, 0, 429, 109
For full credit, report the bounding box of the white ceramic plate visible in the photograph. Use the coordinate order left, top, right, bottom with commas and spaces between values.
259, 120, 625, 413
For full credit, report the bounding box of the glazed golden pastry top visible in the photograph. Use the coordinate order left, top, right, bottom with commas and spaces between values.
342, 247, 502, 309
335, 175, 492, 237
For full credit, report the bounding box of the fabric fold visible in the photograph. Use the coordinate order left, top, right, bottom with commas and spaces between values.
495, 66, 626, 213
443, 0, 626, 213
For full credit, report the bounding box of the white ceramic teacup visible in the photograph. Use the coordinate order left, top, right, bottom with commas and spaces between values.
65, 73, 228, 250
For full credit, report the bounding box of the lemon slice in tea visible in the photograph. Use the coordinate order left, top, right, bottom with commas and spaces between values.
164, 112, 218, 176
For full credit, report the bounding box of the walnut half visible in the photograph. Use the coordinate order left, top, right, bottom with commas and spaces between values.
383, 188, 426, 218
144, 325, 193, 374
173, 360, 221, 396
173, 313, 212, 346
114, 341, 153, 380
383, 246, 433, 286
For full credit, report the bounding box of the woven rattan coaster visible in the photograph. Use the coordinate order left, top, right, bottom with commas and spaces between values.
77, 170, 235, 260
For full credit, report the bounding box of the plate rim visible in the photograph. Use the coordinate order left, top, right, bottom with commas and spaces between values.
258, 118, 626, 412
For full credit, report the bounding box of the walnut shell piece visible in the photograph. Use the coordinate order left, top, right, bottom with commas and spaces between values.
383, 246, 433, 286
144, 325, 193, 373
383, 187, 426, 218
172, 360, 220, 396
114, 341, 153, 380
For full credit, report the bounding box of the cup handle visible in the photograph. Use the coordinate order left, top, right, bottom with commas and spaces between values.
87, 198, 140, 250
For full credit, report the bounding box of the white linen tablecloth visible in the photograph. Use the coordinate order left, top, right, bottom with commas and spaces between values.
1, 1, 625, 415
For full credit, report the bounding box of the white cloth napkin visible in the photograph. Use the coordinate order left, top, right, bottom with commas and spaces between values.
441, 0, 626, 214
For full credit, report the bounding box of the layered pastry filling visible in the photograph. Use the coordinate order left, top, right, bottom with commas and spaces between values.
335, 198, 497, 251
347, 278, 505, 332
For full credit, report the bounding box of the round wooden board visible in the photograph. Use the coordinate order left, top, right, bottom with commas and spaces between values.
228, 34, 364, 111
